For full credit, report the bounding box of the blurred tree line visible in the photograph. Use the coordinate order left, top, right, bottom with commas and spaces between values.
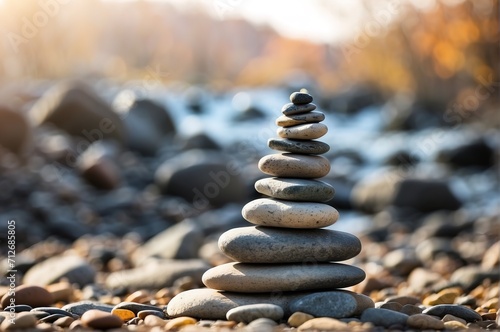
0, 0, 498, 115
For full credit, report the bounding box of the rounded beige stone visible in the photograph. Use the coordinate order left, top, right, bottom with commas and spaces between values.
276, 111, 325, 127
242, 198, 338, 228
277, 123, 327, 140
258, 153, 330, 178
202, 262, 366, 293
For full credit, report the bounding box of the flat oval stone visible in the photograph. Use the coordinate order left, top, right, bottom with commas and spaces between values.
242, 198, 338, 228
281, 103, 316, 115
226, 304, 284, 323
268, 139, 330, 155
277, 123, 328, 140
360, 308, 409, 328
202, 262, 365, 293
258, 153, 330, 178
219, 226, 361, 263
81, 309, 123, 329
290, 291, 374, 318
166, 288, 304, 319
276, 111, 325, 127
422, 304, 482, 322
290, 92, 313, 105
255, 177, 334, 202
0, 285, 53, 308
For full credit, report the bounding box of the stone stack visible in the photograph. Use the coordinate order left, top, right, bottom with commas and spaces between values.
167, 91, 369, 320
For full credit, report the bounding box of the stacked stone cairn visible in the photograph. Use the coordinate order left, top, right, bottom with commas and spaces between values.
167, 91, 373, 321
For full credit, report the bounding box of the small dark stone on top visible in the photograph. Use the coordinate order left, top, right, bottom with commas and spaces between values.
290, 92, 313, 105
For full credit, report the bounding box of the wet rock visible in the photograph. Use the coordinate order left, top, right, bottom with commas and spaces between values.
23, 255, 95, 287
29, 81, 125, 143
155, 150, 246, 208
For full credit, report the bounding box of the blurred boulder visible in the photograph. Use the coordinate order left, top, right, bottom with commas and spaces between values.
184, 86, 206, 114
324, 84, 382, 114
231, 92, 266, 122
178, 132, 220, 151
155, 150, 247, 209
384, 150, 420, 167
29, 81, 125, 144
393, 179, 462, 213
352, 171, 462, 214
437, 138, 495, 169
114, 91, 176, 156
0, 105, 32, 155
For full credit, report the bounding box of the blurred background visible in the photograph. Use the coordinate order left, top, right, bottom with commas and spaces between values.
0, 0, 498, 262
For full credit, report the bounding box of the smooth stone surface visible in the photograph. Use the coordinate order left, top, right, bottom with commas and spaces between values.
407, 314, 445, 330
203, 262, 365, 293
422, 304, 482, 322
2, 305, 32, 313
268, 138, 330, 155
276, 111, 325, 127
226, 304, 284, 323
290, 291, 374, 318
290, 92, 313, 105
288, 312, 314, 327
31, 307, 73, 317
277, 123, 327, 140
219, 226, 361, 263
242, 199, 339, 228
258, 153, 330, 178
166, 288, 304, 319
62, 301, 114, 316
360, 308, 409, 328
255, 177, 334, 202
111, 308, 135, 321
81, 309, 123, 329
1, 285, 53, 308
281, 103, 316, 115
23, 255, 95, 287
137, 310, 165, 320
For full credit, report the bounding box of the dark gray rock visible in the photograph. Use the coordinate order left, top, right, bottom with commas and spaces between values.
219, 226, 361, 263
422, 304, 482, 322
290, 92, 313, 105
281, 103, 316, 116
23, 255, 95, 287
360, 308, 409, 328
383, 248, 421, 276
393, 179, 462, 212
450, 265, 500, 291
290, 291, 374, 318
155, 150, 247, 208
268, 138, 330, 155
62, 301, 114, 316
438, 138, 495, 169
254, 177, 334, 202
31, 307, 73, 317
29, 81, 125, 143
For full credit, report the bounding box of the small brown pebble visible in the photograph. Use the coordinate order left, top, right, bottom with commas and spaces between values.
138, 310, 165, 320
482, 297, 499, 310
423, 288, 460, 305
125, 290, 151, 303
0, 312, 37, 330
379, 301, 403, 312
400, 304, 423, 316
0, 285, 54, 308
36, 322, 56, 332
288, 311, 314, 328
112, 308, 135, 322
53, 316, 75, 328
407, 313, 445, 330
444, 320, 468, 330
298, 317, 348, 331
481, 312, 497, 320
81, 309, 123, 329
164, 316, 196, 330
144, 315, 166, 327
